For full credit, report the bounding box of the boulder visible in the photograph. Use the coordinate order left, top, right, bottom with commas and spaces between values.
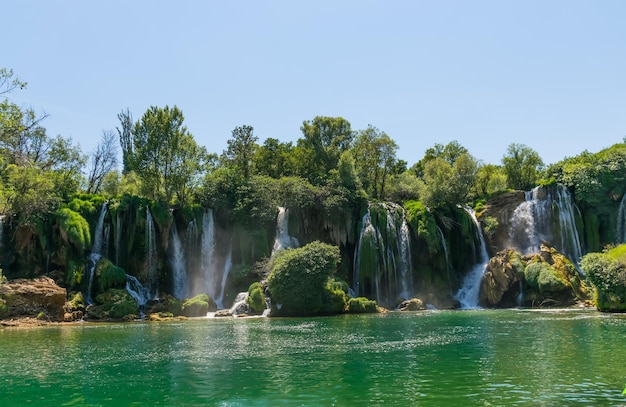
479, 249, 524, 307
0, 277, 67, 321
397, 298, 426, 311
479, 191, 525, 254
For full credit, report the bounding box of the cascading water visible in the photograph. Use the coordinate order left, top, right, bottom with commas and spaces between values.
170, 223, 187, 300
201, 208, 221, 305
352, 203, 414, 305
86, 203, 108, 304
92, 203, 108, 256
125, 274, 151, 317
436, 225, 452, 284
616, 193, 626, 244
509, 185, 583, 267
146, 208, 158, 298
272, 207, 299, 255
398, 216, 413, 299
455, 208, 489, 309
214, 239, 233, 310
115, 214, 122, 265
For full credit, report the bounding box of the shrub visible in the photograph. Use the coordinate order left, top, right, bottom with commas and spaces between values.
267, 241, 341, 316
247, 282, 266, 313
581, 249, 626, 311
347, 297, 378, 313
524, 261, 567, 293
96, 259, 126, 293
322, 279, 349, 314
56, 207, 91, 251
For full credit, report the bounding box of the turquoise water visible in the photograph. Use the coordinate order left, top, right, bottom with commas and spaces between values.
0, 309, 624, 406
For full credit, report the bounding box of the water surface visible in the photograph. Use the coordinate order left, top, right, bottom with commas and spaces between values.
0, 309, 624, 406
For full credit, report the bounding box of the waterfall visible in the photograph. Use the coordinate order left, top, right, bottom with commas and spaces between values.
201, 209, 218, 303
170, 223, 187, 300
352, 203, 414, 305
272, 207, 299, 255
86, 253, 102, 304
125, 274, 151, 317
229, 292, 250, 316
214, 239, 233, 310
509, 185, 583, 267
436, 225, 451, 281
115, 214, 122, 265
398, 216, 413, 299
92, 203, 108, 255
455, 208, 489, 309
616, 193, 626, 243
146, 208, 158, 299
86, 203, 108, 304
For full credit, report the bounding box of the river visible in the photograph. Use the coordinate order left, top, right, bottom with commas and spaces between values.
0, 309, 624, 406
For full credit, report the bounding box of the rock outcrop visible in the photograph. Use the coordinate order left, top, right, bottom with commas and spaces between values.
479, 249, 524, 307
0, 277, 67, 321
478, 191, 525, 255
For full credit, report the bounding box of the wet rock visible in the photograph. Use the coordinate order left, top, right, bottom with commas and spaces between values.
479, 249, 524, 307
397, 298, 426, 311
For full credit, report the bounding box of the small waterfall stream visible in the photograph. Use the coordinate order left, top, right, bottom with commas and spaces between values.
170, 223, 187, 300
86, 203, 108, 304
146, 208, 158, 299
455, 208, 489, 309
616, 193, 626, 243
352, 203, 414, 305
272, 207, 299, 255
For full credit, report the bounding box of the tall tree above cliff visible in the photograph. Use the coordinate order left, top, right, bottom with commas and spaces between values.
222, 125, 258, 180
352, 125, 399, 200
85, 130, 118, 194
298, 116, 353, 184
502, 143, 544, 191
131, 105, 207, 203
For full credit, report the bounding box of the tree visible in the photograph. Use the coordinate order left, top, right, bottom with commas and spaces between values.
85, 130, 118, 194
352, 125, 400, 200
130, 105, 206, 202
298, 116, 353, 183
254, 138, 296, 178
411, 140, 468, 178
0, 68, 26, 96
418, 152, 478, 208
502, 143, 544, 190
116, 108, 134, 174
474, 164, 507, 196
223, 125, 258, 180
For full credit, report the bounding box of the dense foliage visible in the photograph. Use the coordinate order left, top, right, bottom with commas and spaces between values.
267, 241, 344, 316
580, 245, 626, 312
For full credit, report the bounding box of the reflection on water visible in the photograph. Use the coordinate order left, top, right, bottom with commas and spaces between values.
0, 310, 624, 406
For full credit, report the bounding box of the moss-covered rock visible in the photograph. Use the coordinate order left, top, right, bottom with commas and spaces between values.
346, 297, 378, 313
581, 245, 626, 312
181, 294, 213, 317
87, 288, 138, 320
246, 282, 266, 314
95, 258, 126, 293
479, 249, 524, 307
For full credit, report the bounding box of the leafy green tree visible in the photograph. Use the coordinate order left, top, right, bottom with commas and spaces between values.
223, 125, 258, 180
254, 138, 296, 178
474, 163, 507, 196
411, 140, 468, 177
298, 116, 353, 183
267, 241, 342, 316
387, 170, 421, 202
502, 143, 544, 190
130, 105, 207, 203
117, 108, 134, 174
417, 152, 478, 208
352, 125, 400, 200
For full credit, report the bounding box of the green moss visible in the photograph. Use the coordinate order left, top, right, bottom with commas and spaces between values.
68, 292, 84, 310
93, 288, 138, 319
247, 282, 266, 313
346, 297, 378, 313
524, 260, 567, 294
322, 279, 348, 314
181, 294, 211, 317
56, 207, 91, 251
65, 260, 84, 289
95, 259, 126, 293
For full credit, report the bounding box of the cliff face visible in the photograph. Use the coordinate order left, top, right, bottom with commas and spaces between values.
0, 277, 67, 321
478, 191, 525, 256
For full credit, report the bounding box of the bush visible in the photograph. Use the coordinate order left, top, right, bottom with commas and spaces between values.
181, 294, 211, 317
56, 207, 91, 251
247, 282, 266, 313
524, 261, 567, 294
581, 249, 626, 312
347, 297, 378, 313
267, 241, 341, 316
322, 279, 349, 314
96, 259, 126, 293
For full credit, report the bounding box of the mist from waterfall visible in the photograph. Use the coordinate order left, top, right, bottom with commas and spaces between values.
455, 208, 489, 309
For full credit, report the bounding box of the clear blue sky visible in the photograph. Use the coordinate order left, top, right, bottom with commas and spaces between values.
4, 0, 626, 167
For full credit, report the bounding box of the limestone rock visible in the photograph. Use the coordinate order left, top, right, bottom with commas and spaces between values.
397, 298, 426, 311
479, 249, 524, 307
0, 277, 67, 321
479, 191, 525, 254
